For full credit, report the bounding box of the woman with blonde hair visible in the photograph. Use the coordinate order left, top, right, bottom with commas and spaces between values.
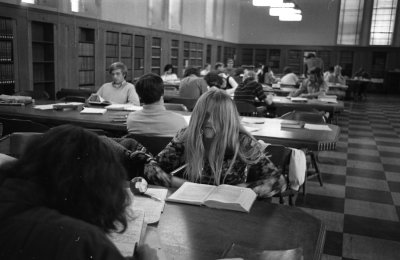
144, 88, 286, 198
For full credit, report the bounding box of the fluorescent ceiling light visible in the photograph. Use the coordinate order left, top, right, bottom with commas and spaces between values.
21, 0, 35, 3
279, 13, 302, 21
253, 0, 283, 7
270, 6, 301, 16
71, 0, 79, 12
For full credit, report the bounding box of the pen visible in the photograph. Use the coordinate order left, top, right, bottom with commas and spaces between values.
170, 164, 187, 176
141, 193, 162, 202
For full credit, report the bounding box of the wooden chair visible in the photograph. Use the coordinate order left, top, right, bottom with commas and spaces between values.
280, 110, 325, 195
123, 133, 172, 156
167, 97, 197, 111
14, 90, 50, 100
234, 101, 258, 116
0, 117, 50, 137
164, 103, 188, 112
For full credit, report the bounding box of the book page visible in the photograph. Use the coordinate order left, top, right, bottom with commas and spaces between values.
132, 188, 168, 224
206, 185, 257, 212
80, 107, 107, 114
206, 185, 244, 204
108, 208, 145, 257
167, 182, 215, 205
304, 124, 331, 131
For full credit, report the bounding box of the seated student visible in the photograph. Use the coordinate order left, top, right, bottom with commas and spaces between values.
215, 62, 239, 92
324, 65, 345, 84
304, 53, 324, 76
127, 73, 187, 137
161, 64, 178, 82
290, 67, 328, 98
96, 62, 140, 105
200, 63, 211, 76
179, 67, 208, 99
280, 66, 298, 85
0, 125, 156, 260
144, 89, 286, 198
259, 66, 276, 85
204, 71, 238, 96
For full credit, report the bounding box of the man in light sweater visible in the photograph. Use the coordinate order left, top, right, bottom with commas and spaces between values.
127, 73, 187, 137
96, 62, 140, 105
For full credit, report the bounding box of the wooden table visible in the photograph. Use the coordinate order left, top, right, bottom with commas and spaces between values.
157, 200, 325, 260
0, 103, 340, 151
244, 117, 340, 151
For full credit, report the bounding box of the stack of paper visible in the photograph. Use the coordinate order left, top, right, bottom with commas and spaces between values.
80, 107, 107, 114
132, 188, 168, 224
290, 97, 308, 102
105, 104, 143, 111
318, 95, 338, 103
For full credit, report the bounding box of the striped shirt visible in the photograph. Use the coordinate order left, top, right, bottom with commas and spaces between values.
234, 82, 266, 104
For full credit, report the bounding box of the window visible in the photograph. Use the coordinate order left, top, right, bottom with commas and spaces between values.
370, 0, 398, 45
337, 0, 364, 45
168, 0, 182, 30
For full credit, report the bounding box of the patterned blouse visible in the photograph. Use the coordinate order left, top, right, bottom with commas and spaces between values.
144, 128, 286, 198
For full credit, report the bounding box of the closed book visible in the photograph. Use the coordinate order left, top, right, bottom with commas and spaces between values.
281, 120, 305, 129
167, 182, 257, 213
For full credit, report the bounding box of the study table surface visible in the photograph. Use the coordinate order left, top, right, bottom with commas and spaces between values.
0, 103, 340, 151
157, 200, 325, 260
271, 96, 344, 114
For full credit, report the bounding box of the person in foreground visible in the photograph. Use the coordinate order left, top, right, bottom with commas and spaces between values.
127, 73, 187, 136
0, 125, 156, 260
290, 67, 328, 98
144, 89, 286, 198
96, 62, 140, 105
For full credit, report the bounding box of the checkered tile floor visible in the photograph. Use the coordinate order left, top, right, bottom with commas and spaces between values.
286, 95, 400, 260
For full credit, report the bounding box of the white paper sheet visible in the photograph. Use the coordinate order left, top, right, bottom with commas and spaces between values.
304, 124, 332, 131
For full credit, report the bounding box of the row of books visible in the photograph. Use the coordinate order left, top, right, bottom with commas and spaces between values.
121, 34, 132, 46
0, 64, 14, 81
32, 45, 53, 62
0, 80, 14, 84
79, 71, 95, 85
0, 18, 13, 38
79, 57, 95, 70
33, 65, 54, 82
105, 45, 118, 57
106, 32, 119, 45
121, 46, 132, 57
78, 43, 95, 56
0, 41, 13, 61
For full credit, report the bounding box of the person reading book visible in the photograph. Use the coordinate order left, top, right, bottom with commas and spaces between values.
0, 125, 157, 260
289, 67, 328, 99
96, 62, 140, 105
144, 89, 287, 198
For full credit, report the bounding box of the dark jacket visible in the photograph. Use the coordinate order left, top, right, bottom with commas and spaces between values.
0, 178, 125, 260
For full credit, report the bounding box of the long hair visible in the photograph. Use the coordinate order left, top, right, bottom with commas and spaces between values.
0, 125, 130, 234
183, 89, 262, 185
309, 67, 324, 85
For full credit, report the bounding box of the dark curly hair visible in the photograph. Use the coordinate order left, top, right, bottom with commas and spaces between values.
0, 125, 130, 234
204, 71, 224, 88
183, 66, 200, 77
136, 73, 164, 104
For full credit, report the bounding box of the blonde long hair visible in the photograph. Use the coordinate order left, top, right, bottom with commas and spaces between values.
184, 89, 261, 185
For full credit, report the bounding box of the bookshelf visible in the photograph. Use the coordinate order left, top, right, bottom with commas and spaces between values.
121, 33, 133, 82
31, 21, 55, 99
190, 42, 203, 68
170, 39, 179, 74
151, 37, 161, 75
317, 50, 331, 69
241, 48, 254, 66
223, 47, 235, 64
206, 44, 212, 64
287, 50, 302, 75
78, 27, 95, 88
105, 31, 119, 81
255, 49, 267, 65
183, 41, 189, 68
268, 49, 280, 73
371, 52, 386, 78
134, 35, 145, 78
339, 51, 353, 77
0, 17, 15, 95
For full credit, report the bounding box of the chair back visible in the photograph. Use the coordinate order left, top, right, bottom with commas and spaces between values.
14, 90, 50, 100
0, 117, 50, 137
123, 133, 172, 156
164, 103, 188, 112
280, 110, 326, 124
168, 97, 197, 111
60, 96, 87, 103
56, 88, 94, 100
234, 101, 258, 116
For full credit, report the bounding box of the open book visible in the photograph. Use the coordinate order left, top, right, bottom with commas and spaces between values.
281, 120, 305, 129
167, 182, 257, 213
107, 208, 146, 257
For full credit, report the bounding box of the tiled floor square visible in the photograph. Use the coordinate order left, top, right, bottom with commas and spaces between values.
347, 147, 379, 157
345, 186, 393, 204
381, 157, 400, 165
379, 150, 400, 158
347, 138, 376, 146
385, 172, 400, 182
348, 143, 377, 150
383, 164, 400, 173
346, 160, 384, 171
319, 164, 347, 176
374, 136, 400, 143
388, 181, 400, 192
392, 192, 400, 206
346, 167, 385, 180
343, 214, 400, 241
346, 176, 389, 191
344, 199, 398, 221
311, 172, 346, 186
296, 194, 345, 213
342, 233, 400, 260
347, 153, 381, 163
305, 182, 345, 199
323, 231, 343, 257
300, 208, 344, 232
376, 140, 400, 147
377, 145, 400, 153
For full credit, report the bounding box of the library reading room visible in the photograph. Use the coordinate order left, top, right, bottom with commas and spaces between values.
1, 0, 400, 259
